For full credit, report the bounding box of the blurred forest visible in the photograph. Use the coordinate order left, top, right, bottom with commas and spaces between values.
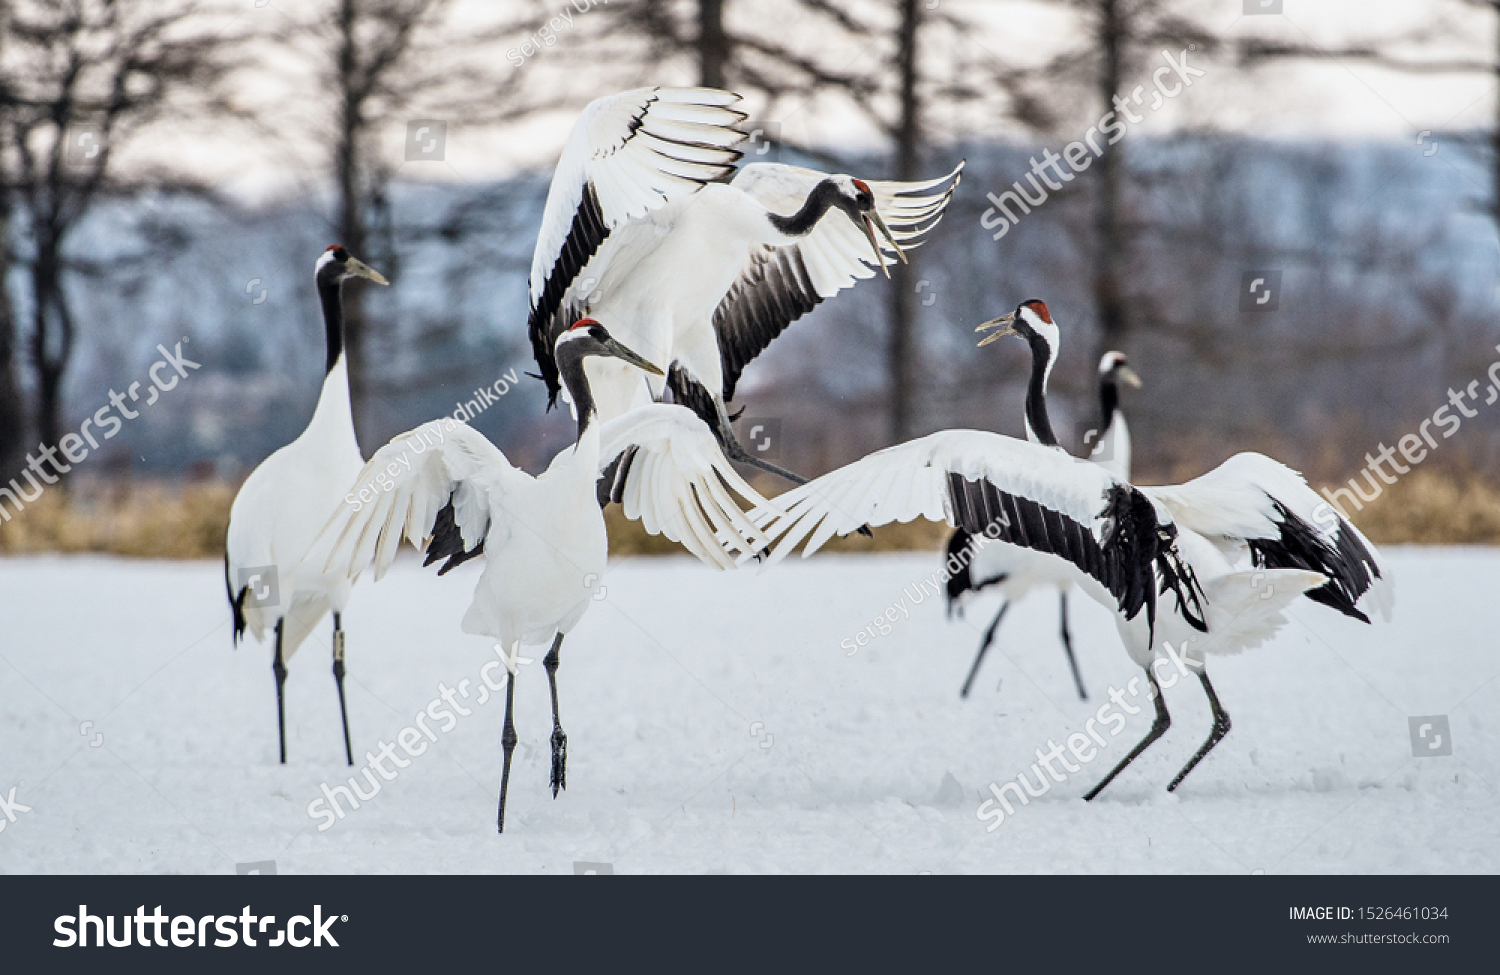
1, 0, 1499, 555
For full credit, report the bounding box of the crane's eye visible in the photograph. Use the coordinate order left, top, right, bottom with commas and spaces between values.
589, 326, 607, 341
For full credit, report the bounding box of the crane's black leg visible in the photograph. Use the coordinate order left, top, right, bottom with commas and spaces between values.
1084, 669, 1169, 801
1059, 590, 1087, 701
959, 600, 1009, 698
273, 620, 287, 765
497, 655, 519, 833
332, 612, 353, 767
543, 633, 567, 797
1167, 671, 1232, 792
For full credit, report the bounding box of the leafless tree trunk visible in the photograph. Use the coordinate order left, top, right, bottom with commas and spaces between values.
1092, 0, 1128, 366
887, 0, 921, 441
698, 0, 729, 89
336, 0, 373, 436
2, 0, 234, 469
298, 0, 544, 445
0, 198, 23, 479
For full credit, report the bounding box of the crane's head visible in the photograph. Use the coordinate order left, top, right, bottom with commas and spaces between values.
974, 299, 1058, 355
1098, 351, 1142, 388
316, 245, 389, 287
555, 318, 664, 377
827, 175, 906, 278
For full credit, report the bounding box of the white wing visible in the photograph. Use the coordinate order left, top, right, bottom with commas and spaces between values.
1143, 452, 1392, 622
713, 161, 964, 400
597, 404, 778, 570
312, 420, 527, 582
529, 88, 745, 403
750, 429, 1202, 626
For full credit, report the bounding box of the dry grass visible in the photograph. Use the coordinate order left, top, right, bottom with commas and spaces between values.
0, 481, 234, 559
1329, 469, 1500, 545
1, 469, 1495, 560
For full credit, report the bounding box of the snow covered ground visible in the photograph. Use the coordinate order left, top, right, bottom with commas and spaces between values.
1, 548, 1496, 874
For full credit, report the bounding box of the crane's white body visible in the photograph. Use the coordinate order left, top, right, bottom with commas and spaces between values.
1090, 411, 1130, 482
1143, 451, 1395, 623
453, 421, 605, 651
561, 183, 806, 418
529, 88, 960, 425
751, 429, 1333, 671
226, 355, 363, 657
315, 394, 773, 656
955, 353, 1135, 621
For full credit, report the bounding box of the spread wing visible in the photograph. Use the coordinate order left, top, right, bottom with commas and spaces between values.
529, 87, 746, 407
748, 429, 1203, 629
713, 160, 963, 401
311, 420, 526, 581
597, 403, 778, 570
1142, 452, 1392, 623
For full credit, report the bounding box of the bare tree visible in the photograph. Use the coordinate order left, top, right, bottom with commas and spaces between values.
0, 167, 23, 480
0, 0, 238, 456
274, 0, 558, 444
1007, 1, 1220, 367
1238, 0, 1500, 224
0, 10, 24, 480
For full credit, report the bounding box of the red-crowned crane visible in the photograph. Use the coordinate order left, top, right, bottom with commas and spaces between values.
525, 86, 962, 483
314, 320, 775, 832
947, 350, 1142, 701
225, 245, 387, 766
745, 299, 1390, 797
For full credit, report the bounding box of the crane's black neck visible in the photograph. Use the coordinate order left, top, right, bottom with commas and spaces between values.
1023, 330, 1059, 448
768, 180, 847, 238
1098, 374, 1119, 438
556, 344, 597, 442
317, 272, 345, 375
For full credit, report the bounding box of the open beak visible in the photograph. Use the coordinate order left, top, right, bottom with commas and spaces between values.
346, 258, 389, 286
975, 312, 1016, 347
1117, 365, 1143, 388
861, 210, 907, 279
604, 336, 664, 376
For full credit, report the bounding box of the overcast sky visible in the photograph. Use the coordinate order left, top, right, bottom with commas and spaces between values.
115, 0, 1499, 201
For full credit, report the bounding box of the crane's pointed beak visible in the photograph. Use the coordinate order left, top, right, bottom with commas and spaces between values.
861, 214, 890, 279
862, 210, 907, 279
975, 312, 1016, 347
1117, 365, 1143, 388
603, 336, 664, 376
871, 209, 906, 263
346, 258, 389, 285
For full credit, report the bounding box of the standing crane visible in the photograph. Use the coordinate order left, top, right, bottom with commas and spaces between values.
226, 245, 387, 765
315, 320, 775, 831
947, 350, 1142, 701
526, 86, 962, 483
